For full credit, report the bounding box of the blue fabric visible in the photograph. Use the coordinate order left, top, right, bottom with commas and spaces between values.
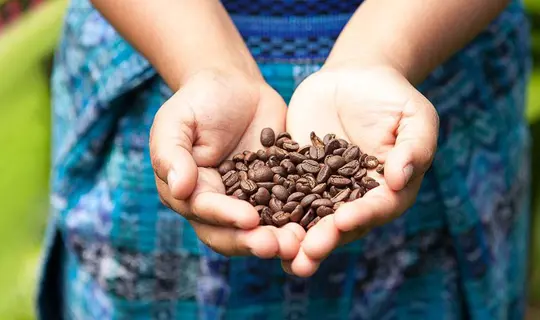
37, 0, 532, 319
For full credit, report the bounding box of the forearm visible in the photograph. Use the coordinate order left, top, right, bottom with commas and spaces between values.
326, 0, 511, 84
91, 0, 261, 90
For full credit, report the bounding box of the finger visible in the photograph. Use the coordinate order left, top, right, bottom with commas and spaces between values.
270, 227, 301, 260
301, 215, 340, 261
289, 248, 321, 278
281, 260, 294, 275
191, 221, 279, 259
282, 223, 307, 242
385, 94, 439, 191
150, 92, 198, 200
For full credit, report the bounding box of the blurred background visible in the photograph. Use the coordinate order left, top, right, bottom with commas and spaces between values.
0, 0, 539, 319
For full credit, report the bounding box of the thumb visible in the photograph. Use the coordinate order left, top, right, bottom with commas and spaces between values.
385, 93, 439, 191
150, 91, 198, 200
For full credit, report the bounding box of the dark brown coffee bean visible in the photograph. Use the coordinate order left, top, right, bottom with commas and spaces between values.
309, 146, 325, 161
301, 160, 320, 174
273, 174, 286, 185
329, 186, 339, 197
256, 149, 268, 161
287, 184, 296, 195
232, 153, 244, 162
275, 137, 288, 148
288, 174, 300, 181
359, 153, 368, 166
300, 208, 316, 228
300, 194, 318, 208
327, 155, 346, 170
362, 176, 380, 190
312, 183, 326, 195
337, 160, 360, 176
238, 171, 248, 181
269, 198, 284, 213
311, 198, 333, 209
282, 140, 300, 152
261, 207, 273, 225
256, 182, 276, 191
290, 205, 304, 222
222, 171, 239, 187
333, 148, 346, 156
307, 216, 321, 230
376, 164, 385, 174
316, 206, 334, 217
226, 181, 241, 195
298, 145, 311, 155
331, 188, 351, 203
353, 168, 367, 180
280, 159, 296, 174
218, 160, 236, 175
289, 152, 307, 164
296, 184, 311, 194
254, 205, 267, 214
328, 175, 352, 188
240, 179, 258, 195
303, 174, 317, 188
296, 163, 305, 175
272, 147, 288, 160
365, 156, 379, 169
287, 192, 305, 202
337, 139, 349, 148
243, 151, 257, 163
232, 189, 249, 201
323, 133, 336, 144
276, 132, 292, 140
267, 156, 280, 168
283, 179, 293, 188
272, 185, 289, 202
310, 132, 325, 148
253, 187, 271, 205
323, 191, 332, 199
249, 159, 265, 170
235, 162, 248, 171
343, 145, 361, 162
283, 201, 300, 213
333, 201, 345, 211
316, 165, 332, 183
272, 211, 290, 227
349, 188, 362, 201
260, 128, 276, 147
272, 166, 287, 177
324, 139, 341, 155
250, 166, 274, 182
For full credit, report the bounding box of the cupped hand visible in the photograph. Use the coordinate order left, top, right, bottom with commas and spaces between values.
150, 70, 305, 260
283, 65, 439, 276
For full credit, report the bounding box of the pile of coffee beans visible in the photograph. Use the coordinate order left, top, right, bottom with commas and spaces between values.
218, 128, 383, 230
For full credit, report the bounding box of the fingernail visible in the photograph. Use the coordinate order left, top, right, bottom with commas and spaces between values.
403, 164, 413, 185
167, 169, 178, 192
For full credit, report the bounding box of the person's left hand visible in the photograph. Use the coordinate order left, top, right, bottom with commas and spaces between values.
283, 64, 439, 277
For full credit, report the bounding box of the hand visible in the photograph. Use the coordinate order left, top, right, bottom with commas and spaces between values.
283, 65, 439, 276
150, 70, 305, 260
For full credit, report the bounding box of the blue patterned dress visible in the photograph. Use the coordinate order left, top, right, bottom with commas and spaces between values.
37, 0, 532, 319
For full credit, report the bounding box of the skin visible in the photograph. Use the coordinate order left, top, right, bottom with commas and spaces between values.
91, 0, 511, 276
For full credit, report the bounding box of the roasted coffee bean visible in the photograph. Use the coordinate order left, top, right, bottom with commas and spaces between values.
309, 146, 325, 161
218, 160, 236, 175
333, 148, 346, 156
272, 185, 289, 202
310, 132, 325, 148
324, 139, 341, 155
359, 154, 368, 166
300, 194, 319, 208
253, 187, 271, 205
272, 211, 290, 227
249, 159, 265, 170
222, 171, 239, 187
300, 209, 316, 228
288, 174, 300, 181
329, 186, 339, 197
290, 205, 304, 222
303, 174, 317, 188
364, 155, 379, 169
287, 192, 305, 202
276, 132, 292, 140
283, 139, 300, 152
343, 145, 361, 162
327, 155, 346, 170
240, 179, 258, 194
307, 216, 321, 230
301, 160, 321, 174
289, 152, 307, 164
337, 160, 360, 176
349, 188, 362, 201
281, 159, 296, 174
333, 201, 345, 211
362, 176, 380, 190
275, 137, 288, 148
244, 151, 258, 163
296, 183, 311, 194
376, 164, 385, 174
254, 205, 267, 214
331, 188, 351, 203
328, 175, 352, 187
272, 166, 287, 177
235, 162, 248, 171
267, 156, 280, 168
232, 189, 249, 201
316, 165, 332, 183
316, 206, 334, 217
260, 128, 276, 147
337, 139, 349, 148
287, 184, 296, 195
283, 179, 293, 188
312, 183, 326, 195
250, 166, 274, 182
238, 170, 248, 181
311, 198, 333, 209
256, 149, 268, 161
232, 153, 244, 162
273, 174, 286, 185
275, 147, 288, 160
323, 191, 332, 199
256, 182, 276, 191
296, 163, 305, 175
261, 207, 273, 225
226, 181, 241, 195
323, 133, 336, 144
283, 201, 300, 213
353, 168, 367, 180
269, 198, 284, 212
298, 145, 311, 155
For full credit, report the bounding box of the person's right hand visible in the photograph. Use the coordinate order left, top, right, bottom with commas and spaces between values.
150, 70, 305, 260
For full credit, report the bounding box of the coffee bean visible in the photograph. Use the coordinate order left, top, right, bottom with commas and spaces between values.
287, 192, 305, 202
250, 166, 274, 182
277, 132, 292, 140
331, 188, 351, 203
301, 160, 320, 174
337, 139, 349, 148
300, 208, 316, 228
269, 198, 284, 213
232, 153, 244, 162
272, 185, 289, 202
283, 179, 293, 188
316, 206, 334, 217
287, 184, 296, 195
272, 166, 287, 177
362, 176, 380, 190
222, 171, 239, 187
272, 211, 290, 227
324, 139, 341, 155
253, 187, 271, 205
296, 183, 311, 194
359, 154, 368, 166
273, 174, 286, 185
256, 182, 276, 191
323, 133, 336, 144
254, 205, 267, 214
307, 216, 321, 230
283, 201, 300, 213
296, 163, 305, 175
300, 194, 319, 208
260, 128, 276, 147
281, 159, 296, 174
283, 139, 300, 152
226, 181, 241, 195
316, 165, 332, 183
289, 152, 307, 164
376, 164, 385, 174
261, 207, 273, 225
327, 156, 346, 170
235, 162, 248, 171
312, 183, 326, 195
288, 174, 300, 181
275, 137, 288, 148
323, 191, 332, 199
310, 132, 325, 148
290, 205, 304, 222
303, 174, 317, 188
311, 198, 333, 209
256, 149, 268, 161
238, 170, 248, 181
365, 156, 379, 169
309, 146, 325, 161
328, 175, 351, 188
349, 188, 362, 201
343, 145, 361, 162
267, 156, 280, 168
249, 159, 265, 170
244, 151, 257, 163
218, 160, 236, 175
240, 179, 258, 195
337, 160, 360, 176
353, 168, 367, 180
329, 186, 340, 197
298, 145, 311, 155
333, 148, 346, 156
232, 189, 249, 201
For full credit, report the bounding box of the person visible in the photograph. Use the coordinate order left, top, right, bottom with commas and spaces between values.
37, 0, 532, 319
